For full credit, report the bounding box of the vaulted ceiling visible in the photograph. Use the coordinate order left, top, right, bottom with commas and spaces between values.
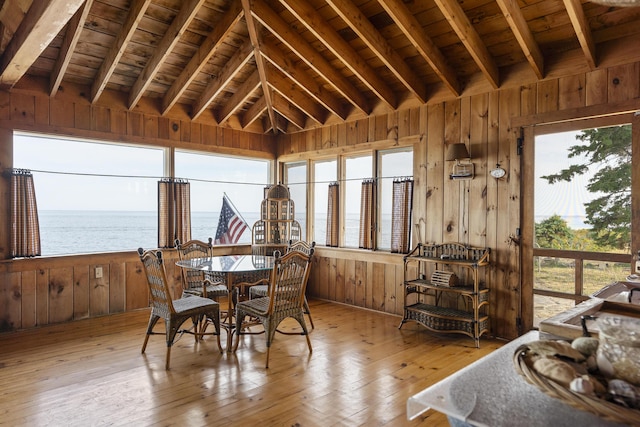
1, 0, 640, 134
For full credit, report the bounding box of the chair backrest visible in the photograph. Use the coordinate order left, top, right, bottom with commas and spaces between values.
266, 251, 312, 315
285, 240, 316, 257
138, 248, 175, 316
175, 238, 213, 291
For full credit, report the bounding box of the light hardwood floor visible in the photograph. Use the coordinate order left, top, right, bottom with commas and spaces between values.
0, 299, 504, 426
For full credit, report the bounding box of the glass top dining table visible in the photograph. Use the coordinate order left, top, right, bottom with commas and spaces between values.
176, 254, 275, 351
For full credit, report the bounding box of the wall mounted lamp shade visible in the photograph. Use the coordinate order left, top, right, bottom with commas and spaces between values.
445, 143, 474, 180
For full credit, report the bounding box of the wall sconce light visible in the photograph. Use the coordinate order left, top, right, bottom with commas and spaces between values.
445, 143, 474, 180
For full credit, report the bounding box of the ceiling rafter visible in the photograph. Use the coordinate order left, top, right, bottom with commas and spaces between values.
267, 64, 327, 125
242, 0, 277, 133
190, 39, 254, 121
271, 91, 306, 130
0, 0, 85, 89
278, 0, 397, 109
433, 0, 500, 89
563, 0, 596, 69
325, 0, 428, 103
250, 0, 369, 115
378, 0, 461, 97
90, 0, 152, 103
260, 37, 348, 120
127, 0, 206, 110
216, 69, 261, 124
161, 0, 244, 115
495, 0, 544, 80
241, 94, 268, 129
49, 0, 94, 96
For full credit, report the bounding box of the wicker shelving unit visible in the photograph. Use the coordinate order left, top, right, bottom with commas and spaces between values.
398, 242, 490, 347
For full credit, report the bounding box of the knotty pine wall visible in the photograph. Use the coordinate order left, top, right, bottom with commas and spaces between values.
2, 61, 640, 340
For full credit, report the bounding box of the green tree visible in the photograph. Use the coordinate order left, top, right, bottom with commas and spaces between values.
541, 126, 631, 250
535, 214, 574, 249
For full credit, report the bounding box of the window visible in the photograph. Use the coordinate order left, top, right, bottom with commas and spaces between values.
284, 162, 307, 240
13, 132, 164, 255
313, 159, 337, 244
378, 148, 413, 250
174, 151, 270, 244
344, 154, 372, 248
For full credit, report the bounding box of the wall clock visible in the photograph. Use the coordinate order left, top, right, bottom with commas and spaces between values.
490, 165, 506, 179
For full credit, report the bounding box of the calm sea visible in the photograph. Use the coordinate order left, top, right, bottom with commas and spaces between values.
37, 210, 388, 256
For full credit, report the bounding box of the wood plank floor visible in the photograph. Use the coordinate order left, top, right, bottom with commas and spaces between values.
0, 299, 505, 426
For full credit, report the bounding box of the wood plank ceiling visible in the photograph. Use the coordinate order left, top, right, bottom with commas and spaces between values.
1, 0, 640, 134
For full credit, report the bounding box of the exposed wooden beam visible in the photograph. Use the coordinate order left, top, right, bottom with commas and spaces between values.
90, 0, 152, 103
278, 0, 397, 109
241, 94, 267, 129
433, 0, 500, 89
496, 0, 544, 80
261, 38, 348, 120
563, 0, 596, 69
378, 0, 461, 97
190, 40, 254, 121
49, 0, 93, 96
267, 65, 327, 125
242, 0, 277, 133
216, 70, 261, 124
325, 0, 428, 103
128, 0, 205, 110
271, 92, 306, 130
0, 0, 85, 89
251, 0, 369, 115
161, 0, 244, 115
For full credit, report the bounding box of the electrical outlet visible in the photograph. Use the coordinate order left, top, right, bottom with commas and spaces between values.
95, 266, 103, 279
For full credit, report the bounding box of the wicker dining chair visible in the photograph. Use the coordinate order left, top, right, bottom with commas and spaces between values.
175, 238, 228, 300
249, 240, 316, 329
137, 248, 222, 370
233, 250, 313, 368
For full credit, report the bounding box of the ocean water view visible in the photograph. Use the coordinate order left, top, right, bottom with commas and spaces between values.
37, 210, 393, 256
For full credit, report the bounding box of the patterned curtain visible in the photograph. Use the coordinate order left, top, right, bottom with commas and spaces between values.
391, 178, 414, 254
158, 178, 191, 248
11, 169, 41, 258
359, 179, 376, 250
326, 182, 339, 247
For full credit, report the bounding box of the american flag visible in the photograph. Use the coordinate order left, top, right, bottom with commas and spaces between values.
214, 195, 248, 245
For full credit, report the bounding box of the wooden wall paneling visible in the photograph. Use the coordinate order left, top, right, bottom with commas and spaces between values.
369, 261, 384, 311
397, 109, 411, 140
494, 86, 521, 339
169, 119, 181, 142
558, 74, 586, 110
48, 267, 74, 324
520, 83, 536, 117
459, 97, 471, 244
344, 259, 356, 305
35, 96, 49, 126
127, 111, 144, 137
0, 272, 21, 331
36, 268, 49, 326
536, 79, 559, 114
346, 120, 358, 146
336, 122, 347, 147
608, 63, 640, 103
327, 256, 337, 301
425, 103, 444, 244
158, 117, 170, 140
89, 264, 109, 317
585, 69, 608, 106
92, 105, 110, 133
0, 128, 11, 260
188, 121, 201, 145
74, 101, 91, 130
125, 259, 149, 311
200, 123, 215, 146
412, 106, 427, 246
21, 270, 36, 328
0, 90, 11, 119
356, 118, 368, 144
223, 127, 234, 148
443, 99, 461, 243
143, 114, 158, 139
383, 263, 397, 315
109, 262, 125, 313
110, 109, 127, 135
334, 257, 345, 303
410, 106, 421, 137
469, 93, 489, 248
318, 256, 330, 299
73, 264, 90, 320
373, 114, 387, 142
354, 260, 366, 307
10, 92, 35, 124
632, 113, 640, 274
387, 111, 398, 141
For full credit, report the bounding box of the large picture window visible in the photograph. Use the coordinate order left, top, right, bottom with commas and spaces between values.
13, 132, 163, 255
